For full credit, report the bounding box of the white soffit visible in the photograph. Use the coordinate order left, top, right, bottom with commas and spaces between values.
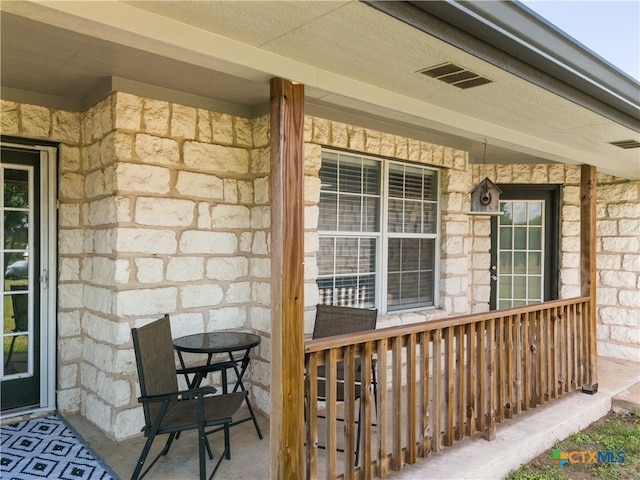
3, 0, 639, 179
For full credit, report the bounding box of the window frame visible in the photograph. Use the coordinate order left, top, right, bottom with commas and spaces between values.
317, 148, 441, 314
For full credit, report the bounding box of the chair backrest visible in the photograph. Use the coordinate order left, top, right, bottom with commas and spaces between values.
312, 304, 377, 339
10, 284, 28, 332
131, 315, 179, 425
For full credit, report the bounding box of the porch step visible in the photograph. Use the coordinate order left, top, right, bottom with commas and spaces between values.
612, 381, 640, 414
387, 357, 639, 480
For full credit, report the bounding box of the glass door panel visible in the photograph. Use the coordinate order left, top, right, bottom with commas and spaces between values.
496, 200, 544, 309
1, 146, 42, 413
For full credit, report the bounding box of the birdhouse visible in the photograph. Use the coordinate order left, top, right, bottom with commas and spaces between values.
469, 177, 502, 215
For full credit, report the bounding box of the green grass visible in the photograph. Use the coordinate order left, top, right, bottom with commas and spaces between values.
3, 280, 28, 355
506, 411, 640, 480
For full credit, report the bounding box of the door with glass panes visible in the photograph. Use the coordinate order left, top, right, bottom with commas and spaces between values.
490, 186, 559, 310
1, 142, 56, 413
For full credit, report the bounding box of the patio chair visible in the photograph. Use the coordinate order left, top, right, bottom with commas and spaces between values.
4, 285, 29, 369
131, 315, 246, 480
312, 304, 378, 465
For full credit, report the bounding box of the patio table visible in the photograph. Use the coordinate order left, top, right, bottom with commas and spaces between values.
173, 331, 263, 439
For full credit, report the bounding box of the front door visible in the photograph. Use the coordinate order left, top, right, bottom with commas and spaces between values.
1, 142, 57, 414
490, 185, 559, 310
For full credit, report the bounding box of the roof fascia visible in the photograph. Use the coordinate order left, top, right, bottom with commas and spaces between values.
366, 0, 640, 132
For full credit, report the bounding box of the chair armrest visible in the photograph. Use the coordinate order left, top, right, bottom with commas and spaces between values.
138, 386, 218, 404
176, 359, 238, 377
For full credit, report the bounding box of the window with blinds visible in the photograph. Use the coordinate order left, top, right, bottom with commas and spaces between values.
317, 150, 440, 312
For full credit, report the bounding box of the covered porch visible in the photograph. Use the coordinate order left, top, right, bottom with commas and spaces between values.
1, 2, 638, 479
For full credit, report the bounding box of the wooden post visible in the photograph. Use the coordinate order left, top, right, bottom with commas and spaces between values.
270, 77, 305, 479
580, 164, 598, 393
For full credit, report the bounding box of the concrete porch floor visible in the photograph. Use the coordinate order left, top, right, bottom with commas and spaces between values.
66, 356, 639, 480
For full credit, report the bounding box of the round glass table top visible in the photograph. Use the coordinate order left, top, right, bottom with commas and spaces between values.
173, 332, 260, 354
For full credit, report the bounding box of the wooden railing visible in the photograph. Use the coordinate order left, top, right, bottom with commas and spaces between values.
304, 297, 595, 479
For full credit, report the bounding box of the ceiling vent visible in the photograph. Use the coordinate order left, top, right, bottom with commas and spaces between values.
419, 62, 493, 89
608, 139, 640, 149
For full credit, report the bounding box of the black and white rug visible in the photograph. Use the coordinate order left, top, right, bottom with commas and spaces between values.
0, 415, 118, 480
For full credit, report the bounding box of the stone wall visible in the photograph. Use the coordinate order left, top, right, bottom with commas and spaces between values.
1, 99, 84, 413
90, 93, 271, 437
595, 175, 640, 362
1, 94, 272, 438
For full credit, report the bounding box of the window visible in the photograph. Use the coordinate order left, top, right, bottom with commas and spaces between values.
317, 150, 440, 313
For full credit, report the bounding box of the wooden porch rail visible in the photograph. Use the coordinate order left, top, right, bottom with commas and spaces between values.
304, 297, 594, 479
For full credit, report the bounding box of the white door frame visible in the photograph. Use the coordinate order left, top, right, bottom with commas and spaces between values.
1, 141, 57, 418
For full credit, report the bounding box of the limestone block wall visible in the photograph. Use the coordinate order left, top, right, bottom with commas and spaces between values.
23, 91, 271, 438
1, 99, 84, 413
595, 175, 640, 362
302, 116, 469, 329
101, 93, 271, 437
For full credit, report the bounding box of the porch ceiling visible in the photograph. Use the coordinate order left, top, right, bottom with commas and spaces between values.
1, 1, 639, 179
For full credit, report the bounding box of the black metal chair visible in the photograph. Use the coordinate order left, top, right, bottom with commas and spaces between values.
4, 285, 29, 369
312, 304, 378, 465
131, 315, 245, 480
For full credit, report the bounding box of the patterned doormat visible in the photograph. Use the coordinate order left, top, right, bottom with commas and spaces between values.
0, 415, 119, 480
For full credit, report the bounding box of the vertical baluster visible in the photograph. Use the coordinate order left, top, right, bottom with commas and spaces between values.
532, 311, 540, 407
545, 307, 553, 402
433, 329, 442, 452
567, 304, 580, 392
476, 321, 485, 433
486, 319, 496, 440
576, 302, 582, 387
523, 311, 531, 410
588, 299, 598, 388
552, 306, 559, 399
456, 325, 465, 441
421, 332, 432, 458
563, 305, 570, 394
467, 322, 476, 436
344, 345, 356, 480
497, 316, 505, 423
377, 338, 389, 477
584, 300, 590, 384
560, 306, 565, 394
406, 333, 417, 464
572, 303, 579, 390
444, 327, 454, 446
306, 353, 318, 480
561, 305, 568, 395
586, 299, 592, 386
537, 310, 545, 405
325, 348, 338, 479
506, 315, 515, 419
392, 336, 403, 470
361, 342, 373, 479
580, 300, 587, 386
513, 313, 521, 416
